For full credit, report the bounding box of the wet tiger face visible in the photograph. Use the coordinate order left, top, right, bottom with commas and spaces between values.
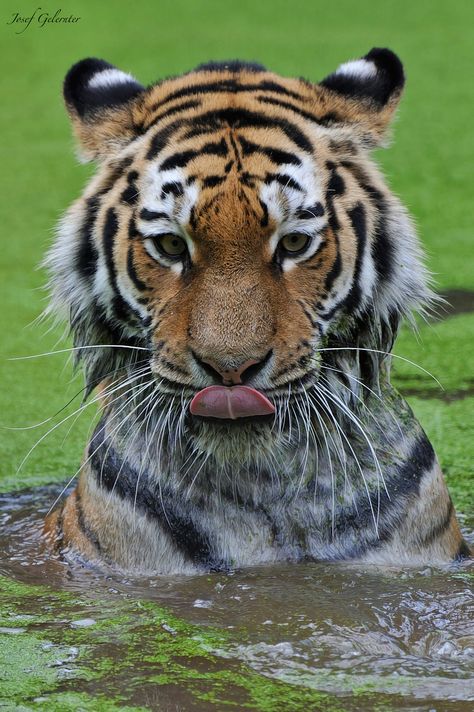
49, 51, 413, 442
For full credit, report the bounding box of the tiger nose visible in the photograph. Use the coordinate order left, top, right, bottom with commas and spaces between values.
193, 351, 272, 386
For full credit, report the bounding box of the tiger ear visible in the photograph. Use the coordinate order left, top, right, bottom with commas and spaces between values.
318, 48, 405, 145
63, 58, 145, 161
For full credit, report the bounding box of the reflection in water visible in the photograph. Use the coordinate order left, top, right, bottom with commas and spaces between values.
1, 485, 473, 710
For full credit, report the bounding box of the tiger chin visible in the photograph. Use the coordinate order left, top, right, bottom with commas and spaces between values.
43, 48, 470, 574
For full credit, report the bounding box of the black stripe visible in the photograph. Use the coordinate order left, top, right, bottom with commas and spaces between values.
259, 79, 303, 99
320, 203, 366, 320
296, 203, 324, 220
259, 199, 269, 228
328, 139, 357, 155
184, 108, 313, 153
160, 138, 228, 171
149, 79, 303, 113
161, 182, 184, 198
76, 196, 100, 279
102, 208, 138, 322
322, 165, 345, 295
297, 299, 319, 328
391, 435, 436, 496
160, 149, 198, 171
228, 132, 242, 170
139, 208, 169, 221
121, 184, 139, 205
257, 95, 327, 126
342, 203, 367, 313
147, 121, 184, 160
202, 175, 225, 188
127, 245, 150, 291
239, 136, 301, 166
201, 137, 229, 156
315, 434, 436, 559
144, 99, 202, 130
189, 205, 197, 230
418, 499, 454, 548
75, 490, 102, 553
265, 173, 303, 192
455, 539, 472, 560
371, 217, 394, 284
89, 421, 229, 572
326, 162, 346, 196
128, 217, 139, 239
323, 229, 341, 294
340, 161, 394, 284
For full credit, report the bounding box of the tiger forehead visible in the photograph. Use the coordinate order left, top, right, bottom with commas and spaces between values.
136, 116, 325, 243
191, 177, 275, 246
139, 138, 323, 247
137, 65, 325, 168
139, 65, 315, 125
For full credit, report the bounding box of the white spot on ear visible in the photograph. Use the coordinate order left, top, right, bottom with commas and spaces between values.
88, 68, 137, 89
335, 59, 377, 80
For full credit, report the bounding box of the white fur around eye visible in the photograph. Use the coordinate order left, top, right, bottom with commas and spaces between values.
144, 238, 183, 274
281, 234, 323, 272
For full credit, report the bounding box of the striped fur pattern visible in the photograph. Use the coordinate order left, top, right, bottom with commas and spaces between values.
43, 49, 470, 573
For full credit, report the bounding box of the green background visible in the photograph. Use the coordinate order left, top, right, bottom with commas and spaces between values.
0, 0, 472, 514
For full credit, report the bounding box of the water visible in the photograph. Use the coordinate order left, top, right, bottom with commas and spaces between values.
1, 485, 473, 711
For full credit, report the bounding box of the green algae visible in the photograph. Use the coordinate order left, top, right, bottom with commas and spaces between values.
0, 575, 352, 711
12, 692, 148, 712
0, 633, 75, 702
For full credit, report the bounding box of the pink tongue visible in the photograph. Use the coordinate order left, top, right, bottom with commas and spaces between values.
190, 385, 275, 420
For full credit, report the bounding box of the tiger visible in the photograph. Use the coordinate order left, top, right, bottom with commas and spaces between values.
43, 48, 470, 574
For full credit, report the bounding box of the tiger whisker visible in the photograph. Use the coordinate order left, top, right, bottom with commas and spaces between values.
319, 363, 404, 440
105, 387, 161, 511
45, 379, 156, 515
8, 344, 150, 361
304, 390, 337, 537
17, 367, 153, 473
308, 388, 379, 535
318, 371, 389, 445
318, 381, 388, 498
316, 347, 442, 389
6, 360, 151, 431
315, 382, 388, 527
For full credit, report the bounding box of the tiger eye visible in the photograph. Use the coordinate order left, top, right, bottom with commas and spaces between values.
155, 234, 187, 257
280, 233, 311, 254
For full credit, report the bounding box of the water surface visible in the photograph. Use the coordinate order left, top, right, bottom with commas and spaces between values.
1, 485, 473, 710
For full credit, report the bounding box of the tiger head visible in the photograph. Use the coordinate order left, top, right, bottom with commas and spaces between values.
46, 49, 432, 469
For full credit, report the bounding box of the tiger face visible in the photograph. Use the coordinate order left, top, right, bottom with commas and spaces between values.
47, 49, 430, 465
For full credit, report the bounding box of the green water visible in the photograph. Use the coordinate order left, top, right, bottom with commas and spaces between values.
1, 486, 472, 711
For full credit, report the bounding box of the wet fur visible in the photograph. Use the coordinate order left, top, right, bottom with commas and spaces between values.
43, 50, 470, 572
